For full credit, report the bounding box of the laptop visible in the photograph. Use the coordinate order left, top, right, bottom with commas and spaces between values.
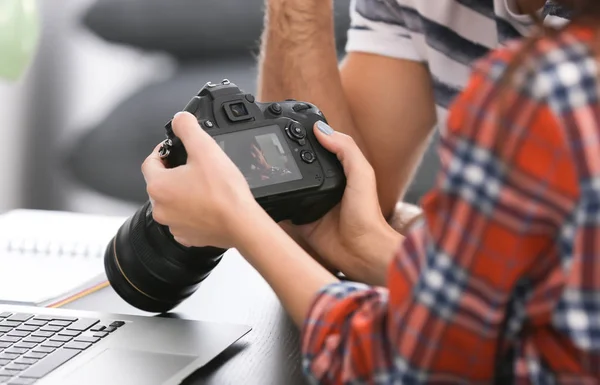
0, 304, 251, 385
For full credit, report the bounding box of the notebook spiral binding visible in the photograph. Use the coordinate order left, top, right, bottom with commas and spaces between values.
1, 237, 108, 259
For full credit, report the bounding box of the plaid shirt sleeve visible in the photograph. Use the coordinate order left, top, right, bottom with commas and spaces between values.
300, 28, 600, 385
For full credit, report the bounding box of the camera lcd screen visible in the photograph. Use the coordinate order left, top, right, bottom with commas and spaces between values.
215, 125, 303, 189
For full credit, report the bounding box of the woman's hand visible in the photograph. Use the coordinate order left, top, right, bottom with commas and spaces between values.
141, 111, 263, 249
288, 122, 403, 286
141, 112, 340, 328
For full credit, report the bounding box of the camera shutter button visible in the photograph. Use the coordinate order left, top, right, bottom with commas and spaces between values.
300, 150, 316, 164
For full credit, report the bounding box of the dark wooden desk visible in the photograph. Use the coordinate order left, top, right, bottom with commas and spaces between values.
62, 249, 309, 385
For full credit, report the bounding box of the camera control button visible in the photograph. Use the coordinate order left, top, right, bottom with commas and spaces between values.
292, 103, 310, 112
300, 150, 316, 164
203, 120, 214, 128
292, 125, 304, 137
268, 103, 282, 115
245, 94, 255, 103
158, 139, 172, 158
287, 122, 306, 141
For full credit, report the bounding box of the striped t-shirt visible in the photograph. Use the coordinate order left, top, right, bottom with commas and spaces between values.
346, 0, 570, 130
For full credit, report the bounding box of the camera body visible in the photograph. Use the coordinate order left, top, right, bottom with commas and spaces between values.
159, 79, 346, 225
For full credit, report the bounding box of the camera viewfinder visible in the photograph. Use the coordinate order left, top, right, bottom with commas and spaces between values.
224, 101, 252, 122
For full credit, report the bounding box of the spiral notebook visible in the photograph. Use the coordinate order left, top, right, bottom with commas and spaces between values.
0, 209, 127, 308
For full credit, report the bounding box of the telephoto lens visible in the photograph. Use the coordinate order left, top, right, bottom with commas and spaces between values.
104, 201, 225, 313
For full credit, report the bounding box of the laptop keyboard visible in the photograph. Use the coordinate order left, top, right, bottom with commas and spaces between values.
0, 311, 125, 384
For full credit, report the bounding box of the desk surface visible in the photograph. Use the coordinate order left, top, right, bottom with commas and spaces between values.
63, 249, 309, 385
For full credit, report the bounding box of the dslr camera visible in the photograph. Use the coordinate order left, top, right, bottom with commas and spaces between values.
104, 79, 346, 313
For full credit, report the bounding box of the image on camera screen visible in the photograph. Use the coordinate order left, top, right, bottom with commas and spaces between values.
215, 125, 303, 189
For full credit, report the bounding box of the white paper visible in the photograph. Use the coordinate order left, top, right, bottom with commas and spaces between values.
0, 209, 127, 305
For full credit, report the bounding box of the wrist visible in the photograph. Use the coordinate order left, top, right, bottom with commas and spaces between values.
230, 200, 340, 327
347, 221, 403, 287
226, 202, 272, 249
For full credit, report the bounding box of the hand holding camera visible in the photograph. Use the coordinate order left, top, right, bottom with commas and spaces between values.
104, 80, 346, 313
142, 111, 258, 249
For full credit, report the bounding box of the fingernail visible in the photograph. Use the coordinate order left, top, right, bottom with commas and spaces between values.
317, 121, 334, 135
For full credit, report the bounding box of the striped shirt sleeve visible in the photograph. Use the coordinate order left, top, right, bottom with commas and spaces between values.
346, 0, 424, 62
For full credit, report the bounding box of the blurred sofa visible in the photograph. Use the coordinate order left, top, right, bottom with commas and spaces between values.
59, 0, 353, 206
47, 0, 437, 214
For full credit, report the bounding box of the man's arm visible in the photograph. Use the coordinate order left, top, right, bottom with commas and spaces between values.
257, 0, 437, 220
338, 53, 436, 219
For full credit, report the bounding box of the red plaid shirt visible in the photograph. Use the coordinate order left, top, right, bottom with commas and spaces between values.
301, 26, 600, 384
